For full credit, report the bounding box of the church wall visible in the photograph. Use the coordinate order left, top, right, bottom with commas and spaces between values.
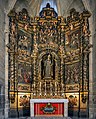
59, 0, 85, 17
13, 0, 41, 17
89, 7, 96, 119
0, 0, 5, 118
0, 0, 5, 81
82, 0, 96, 118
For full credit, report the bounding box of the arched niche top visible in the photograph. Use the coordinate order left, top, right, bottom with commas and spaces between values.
38, 51, 59, 61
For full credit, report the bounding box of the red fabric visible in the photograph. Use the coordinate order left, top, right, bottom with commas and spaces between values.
34, 103, 64, 116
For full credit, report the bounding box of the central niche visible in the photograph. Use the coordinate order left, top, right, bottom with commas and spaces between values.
37, 52, 59, 81
41, 54, 55, 80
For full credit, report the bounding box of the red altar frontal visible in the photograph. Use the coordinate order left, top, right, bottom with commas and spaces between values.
34, 103, 64, 116
30, 99, 68, 117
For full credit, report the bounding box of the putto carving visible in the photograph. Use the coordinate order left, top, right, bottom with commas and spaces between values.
67, 8, 79, 23
18, 8, 30, 22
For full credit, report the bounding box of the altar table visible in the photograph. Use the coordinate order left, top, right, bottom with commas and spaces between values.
30, 99, 68, 117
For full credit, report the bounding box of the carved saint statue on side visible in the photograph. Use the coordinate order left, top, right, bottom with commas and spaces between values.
44, 54, 52, 78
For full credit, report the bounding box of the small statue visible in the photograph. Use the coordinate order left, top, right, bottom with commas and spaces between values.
44, 54, 52, 78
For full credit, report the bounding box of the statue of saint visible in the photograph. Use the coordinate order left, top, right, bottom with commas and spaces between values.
44, 54, 52, 78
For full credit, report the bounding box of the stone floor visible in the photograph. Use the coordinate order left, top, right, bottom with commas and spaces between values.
5, 117, 92, 119
4, 117, 90, 119
1, 116, 95, 119
27, 117, 71, 119
0, 115, 91, 119
1, 116, 90, 119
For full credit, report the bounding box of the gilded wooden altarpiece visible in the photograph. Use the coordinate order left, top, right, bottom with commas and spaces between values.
7, 3, 91, 117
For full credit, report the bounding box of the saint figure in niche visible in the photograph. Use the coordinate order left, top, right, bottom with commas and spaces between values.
44, 54, 52, 78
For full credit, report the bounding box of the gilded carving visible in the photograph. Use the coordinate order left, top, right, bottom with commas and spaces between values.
8, 4, 91, 106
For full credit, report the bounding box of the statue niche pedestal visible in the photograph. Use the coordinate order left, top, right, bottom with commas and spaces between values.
43, 77, 53, 80
30, 99, 68, 117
